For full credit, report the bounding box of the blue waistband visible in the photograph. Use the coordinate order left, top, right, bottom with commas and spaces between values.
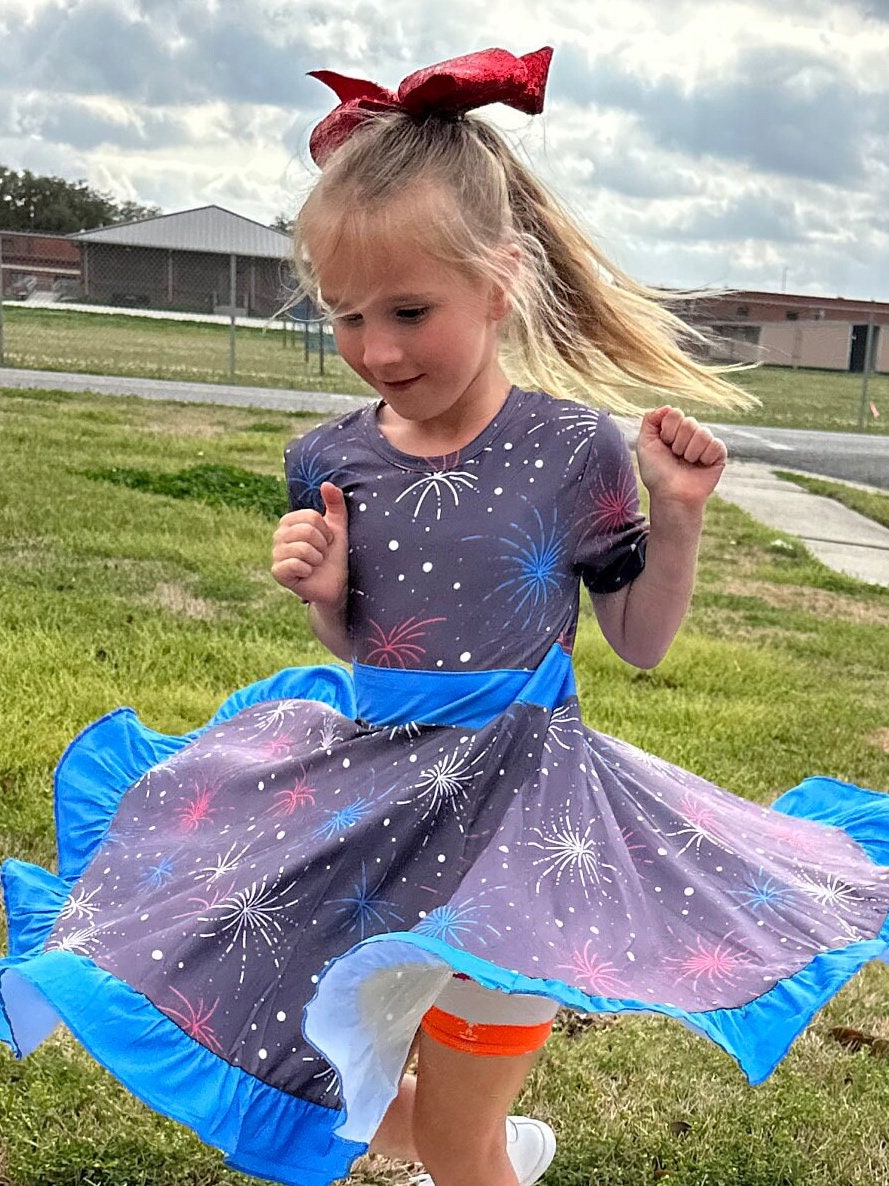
352, 643, 576, 729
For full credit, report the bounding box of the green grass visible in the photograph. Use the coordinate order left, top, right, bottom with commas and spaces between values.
2, 304, 889, 431
775, 471, 889, 530
0, 305, 369, 394
1, 385, 888, 1186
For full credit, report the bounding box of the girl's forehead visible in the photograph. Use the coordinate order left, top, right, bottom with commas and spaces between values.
313, 220, 471, 308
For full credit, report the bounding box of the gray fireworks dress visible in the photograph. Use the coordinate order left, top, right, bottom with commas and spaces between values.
3, 386, 889, 1186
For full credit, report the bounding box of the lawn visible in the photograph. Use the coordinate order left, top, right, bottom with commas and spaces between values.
1, 303, 888, 432
0, 385, 888, 1186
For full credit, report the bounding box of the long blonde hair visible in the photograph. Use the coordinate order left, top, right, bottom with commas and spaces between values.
295, 110, 755, 415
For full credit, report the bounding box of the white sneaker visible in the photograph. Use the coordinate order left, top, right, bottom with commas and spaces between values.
410, 1115, 556, 1186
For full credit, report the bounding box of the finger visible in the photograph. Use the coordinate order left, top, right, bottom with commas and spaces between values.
667, 416, 701, 457
655, 406, 684, 446
277, 507, 335, 544
274, 521, 333, 552
698, 437, 728, 467
271, 556, 318, 584
320, 482, 348, 532
273, 540, 326, 568
677, 426, 715, 465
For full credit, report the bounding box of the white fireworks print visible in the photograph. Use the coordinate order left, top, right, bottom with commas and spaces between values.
46, 922, 106, 955
59, 885, 102, 922
394, 466, 478, 520
793, 871, 864, 911
243, 700, 304, 740
194, 840, 253, 884
301, 1054, 341, 1102
405, 736, 492, 830
528, 405, 601, 468
198, 871, 300, 985
543, 702, 583, 754
313, 715, 343, 751
528, 807, 617, 896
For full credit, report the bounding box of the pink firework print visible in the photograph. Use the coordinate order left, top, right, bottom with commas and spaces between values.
176, 782, 217, 832
163, 987, 224, 1054
269, 767, 318, 816
557, 941, 629, 995
664, 933, 754, 995
364, 616, 446, 668
581, 462, 640, 536
668, 792, 733, 855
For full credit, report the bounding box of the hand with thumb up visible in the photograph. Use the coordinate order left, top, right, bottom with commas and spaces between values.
272, 482, 349, 613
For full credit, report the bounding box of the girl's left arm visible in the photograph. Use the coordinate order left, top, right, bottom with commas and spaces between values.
591, 406, 726, 670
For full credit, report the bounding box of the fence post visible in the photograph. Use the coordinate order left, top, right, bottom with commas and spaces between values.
858, 314, 874, 429
0, 234, 5, 366
229, 253, 237, 377
318, 319, 325, 375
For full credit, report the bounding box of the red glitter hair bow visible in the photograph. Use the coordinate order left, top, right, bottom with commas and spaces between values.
308, 46, 554, 165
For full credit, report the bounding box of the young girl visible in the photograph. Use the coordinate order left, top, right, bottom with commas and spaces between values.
3, 46, 889, 1186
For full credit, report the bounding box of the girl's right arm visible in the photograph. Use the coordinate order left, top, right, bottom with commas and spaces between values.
271, 481, 352, 662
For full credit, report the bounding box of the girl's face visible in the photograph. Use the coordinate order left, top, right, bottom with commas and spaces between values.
311, 201, 510, 443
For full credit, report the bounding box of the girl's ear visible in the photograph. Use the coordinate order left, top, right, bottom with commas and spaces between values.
489, 243, 522, 322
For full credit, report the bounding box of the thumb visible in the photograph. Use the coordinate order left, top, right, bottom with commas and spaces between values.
319, 482, 348, 532
637, 405, 674, 447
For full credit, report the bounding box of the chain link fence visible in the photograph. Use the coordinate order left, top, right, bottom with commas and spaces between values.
0, 221, 363, 395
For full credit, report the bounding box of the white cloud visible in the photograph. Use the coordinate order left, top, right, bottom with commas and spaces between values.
1, 0, 888, 299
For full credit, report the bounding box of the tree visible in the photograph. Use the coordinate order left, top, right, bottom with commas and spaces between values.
0, 167, 161, 234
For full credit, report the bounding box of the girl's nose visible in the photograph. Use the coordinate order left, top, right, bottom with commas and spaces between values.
361, 328, 403, 371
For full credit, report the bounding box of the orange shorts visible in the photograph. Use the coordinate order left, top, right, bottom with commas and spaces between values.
420, 975, 558, 1057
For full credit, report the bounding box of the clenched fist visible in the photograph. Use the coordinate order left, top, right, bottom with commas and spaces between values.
271, 481, 349, 610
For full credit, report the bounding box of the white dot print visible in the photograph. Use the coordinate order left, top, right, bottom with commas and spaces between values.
422, 562, 433, 572
388, 540, 399, 551
459, 652, 471, 662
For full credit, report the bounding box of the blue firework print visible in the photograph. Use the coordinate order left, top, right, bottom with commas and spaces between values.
312, 792, 378, 840
327, 861, 405, 940
138, 855, 177, 890
285, 432, 341, 512
413, 895, 503, 947
465, 504, 566, 630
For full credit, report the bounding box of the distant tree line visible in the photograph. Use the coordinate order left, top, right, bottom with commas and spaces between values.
0, 166, 161, 234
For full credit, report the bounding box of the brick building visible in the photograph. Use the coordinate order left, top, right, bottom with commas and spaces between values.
0, 230, 81, 298
686, 290, 889, 374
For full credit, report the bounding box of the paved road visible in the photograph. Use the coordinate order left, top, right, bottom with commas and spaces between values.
708, 423, 889, 491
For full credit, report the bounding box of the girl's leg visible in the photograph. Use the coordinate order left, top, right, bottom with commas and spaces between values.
412, 1030, 539, 1186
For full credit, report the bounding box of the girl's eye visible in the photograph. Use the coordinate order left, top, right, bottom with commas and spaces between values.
396, 306, 428, 322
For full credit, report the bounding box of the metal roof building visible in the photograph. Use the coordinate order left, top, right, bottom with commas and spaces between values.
69, 205, 294, 317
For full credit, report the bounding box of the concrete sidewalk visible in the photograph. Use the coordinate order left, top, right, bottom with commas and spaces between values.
1, 366, 887, 588
716, 462, 889, 588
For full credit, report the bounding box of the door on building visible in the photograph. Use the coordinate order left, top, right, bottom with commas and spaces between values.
849, 323, 880, 372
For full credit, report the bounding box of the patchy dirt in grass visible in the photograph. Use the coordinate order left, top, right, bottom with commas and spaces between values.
715, 579, 889, 627
867, 728, 889, 755
153, 582, 218, 619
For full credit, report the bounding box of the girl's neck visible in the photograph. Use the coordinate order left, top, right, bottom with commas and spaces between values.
375, 372, 513, 458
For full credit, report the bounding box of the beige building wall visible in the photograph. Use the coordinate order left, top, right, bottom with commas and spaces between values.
877, 327, 889, 373
758, 322, 852, 370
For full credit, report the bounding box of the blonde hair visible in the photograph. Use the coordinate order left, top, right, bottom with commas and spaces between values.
295, 111, 755, 416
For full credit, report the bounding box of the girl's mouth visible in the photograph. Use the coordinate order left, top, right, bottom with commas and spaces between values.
378, 375, 423, 392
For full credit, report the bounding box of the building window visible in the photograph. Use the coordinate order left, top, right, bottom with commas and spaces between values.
785, 311, 799, 321
736, 305, 749, 317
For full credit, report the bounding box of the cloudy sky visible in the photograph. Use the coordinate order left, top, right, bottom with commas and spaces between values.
3, 0, 889, 301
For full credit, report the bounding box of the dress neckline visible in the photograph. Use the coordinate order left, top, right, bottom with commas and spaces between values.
361, 385, 525, 469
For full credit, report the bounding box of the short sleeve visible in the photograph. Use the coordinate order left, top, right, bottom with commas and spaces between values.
573, 411, 649, 595
283, 428, 335, 514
